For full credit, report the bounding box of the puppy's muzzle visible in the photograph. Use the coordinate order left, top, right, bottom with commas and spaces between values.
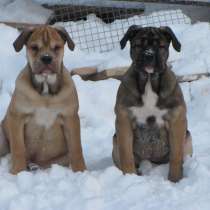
143, 49, 156, 73
38, 55, 55, 74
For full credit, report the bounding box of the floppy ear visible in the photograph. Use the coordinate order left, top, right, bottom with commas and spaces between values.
161, 26, 181, 52
120, 25, 141, 49
13, 28, 34, 52
55, 26, 75, 51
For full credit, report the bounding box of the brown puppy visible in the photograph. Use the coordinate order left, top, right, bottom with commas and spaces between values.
1, 26, 86, 174
112, 26, 192, 182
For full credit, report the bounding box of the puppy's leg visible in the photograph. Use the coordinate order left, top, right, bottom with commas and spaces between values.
0, 124, 9, 157
112, 134, 120, 168
63, 114, 86, 172
4, 114, 27, 174
116, 108, 136, 174
113, 133, 141, 175
184, 130, 193, 158
167, 106, 186, 182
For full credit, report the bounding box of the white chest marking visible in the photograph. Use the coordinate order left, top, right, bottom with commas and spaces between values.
42, 81, 49, 95
34, 74, 57, 95
34, 107, 60, 129
130, 79, 167, 126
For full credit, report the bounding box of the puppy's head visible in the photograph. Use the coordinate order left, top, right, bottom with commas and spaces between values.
120, 25, 181, 74
13, 25, 75, 95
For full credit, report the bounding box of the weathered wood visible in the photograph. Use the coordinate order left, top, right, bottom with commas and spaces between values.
177, 72, 210, 83
71, 66, 128, 81
71, 66, 210, 83
71, 67, 98, 80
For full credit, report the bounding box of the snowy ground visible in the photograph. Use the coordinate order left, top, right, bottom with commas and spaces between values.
1, 17, 210, 210
0, 0, 52, 23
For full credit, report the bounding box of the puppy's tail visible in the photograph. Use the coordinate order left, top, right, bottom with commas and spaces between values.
0, 125, 9, 157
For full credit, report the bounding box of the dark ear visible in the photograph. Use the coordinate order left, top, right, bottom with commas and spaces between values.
13, 28, 34, 52
161, 26, 181, 52
55, 26, 75, 51
120, 25, 141, 49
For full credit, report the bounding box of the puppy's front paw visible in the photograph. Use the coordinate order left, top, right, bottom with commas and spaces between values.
168, 173, 182, 183
70, 162, 86, 172
121, 165, 137, 175
168, 167, 183, 183
11, 164, 27, 175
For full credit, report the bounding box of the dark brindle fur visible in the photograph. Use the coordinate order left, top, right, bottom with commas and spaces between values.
112, 26, 192, 182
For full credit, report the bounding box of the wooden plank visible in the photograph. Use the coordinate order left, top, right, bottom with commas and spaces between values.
43, 1, 145, 10
71, 66, 210, 83
177, 72, 210, 83
71, 66, 127, 81
71, 67, 98, 76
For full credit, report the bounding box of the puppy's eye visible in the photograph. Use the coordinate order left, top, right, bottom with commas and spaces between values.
141, 38, 148, 46
133, 43, 141, 48
159, 41, 167, 49
159, 45, 166, 49
141, 37, 146, 42
54, 45, 61, 51
30, 45, 39, 52
153, 40, 159, 46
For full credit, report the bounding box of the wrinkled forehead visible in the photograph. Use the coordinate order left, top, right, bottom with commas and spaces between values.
27, 27, 64, 46
134, 27, 165, 40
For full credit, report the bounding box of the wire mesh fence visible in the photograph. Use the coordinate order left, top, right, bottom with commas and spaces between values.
43, 1, 209, 52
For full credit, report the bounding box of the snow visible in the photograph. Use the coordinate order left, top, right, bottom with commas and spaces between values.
0, 0, 52, 23
171, 23, 210, 75
0, 9, 210, 210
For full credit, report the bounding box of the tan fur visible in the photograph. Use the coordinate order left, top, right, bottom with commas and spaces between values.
2, 26, 86, 174
26, 27, 65, 75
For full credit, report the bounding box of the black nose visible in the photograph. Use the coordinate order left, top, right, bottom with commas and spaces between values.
144, 50, 155, 62
41, 55, 52, 64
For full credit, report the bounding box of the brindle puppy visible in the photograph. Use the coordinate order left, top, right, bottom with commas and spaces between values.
112, 26, 192, 182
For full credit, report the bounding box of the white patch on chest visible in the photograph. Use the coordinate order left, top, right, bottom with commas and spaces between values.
42, 82, 49, 95
34, 107, 60, 129
130, 78, 167, 126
